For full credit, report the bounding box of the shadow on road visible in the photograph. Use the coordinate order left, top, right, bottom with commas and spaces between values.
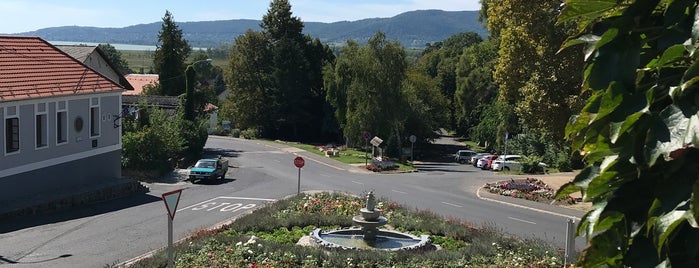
190, 178, 236, 185
0, 193, 161, 234
203, 148, 242, 158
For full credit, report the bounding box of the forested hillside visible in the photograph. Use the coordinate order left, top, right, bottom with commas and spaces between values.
11, 10, 485, 48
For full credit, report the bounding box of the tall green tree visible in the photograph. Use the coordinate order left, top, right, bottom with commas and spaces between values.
485, 0, 584, 141
557, 1, 699, 266
222, 30, 273, 132
98, 43, 130, 74
235, 0, 335, 141
154, 10, 192, 96
402, 69, 449, 143
454, 38, 499, 140
414, 32, 483, 129
325, 32, 408, 153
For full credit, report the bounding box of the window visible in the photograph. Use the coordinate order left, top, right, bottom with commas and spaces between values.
56, 101, 67, 144
35, 103, 48, 148
4, 106, 19, 154
90, 98, 100, 137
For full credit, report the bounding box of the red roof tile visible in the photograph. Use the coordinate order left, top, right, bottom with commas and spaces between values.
124, 74, 159, 95
0, 36, 124, 102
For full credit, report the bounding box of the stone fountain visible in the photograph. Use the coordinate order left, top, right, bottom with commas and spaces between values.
352, 191, 387, 240
310, 191, 431, 251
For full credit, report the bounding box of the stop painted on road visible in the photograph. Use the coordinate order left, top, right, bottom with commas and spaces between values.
178, 197, 276, 213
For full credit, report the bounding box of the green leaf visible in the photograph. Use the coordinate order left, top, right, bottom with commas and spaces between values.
692, 5, 699, 45
579, 200, 608, 237
579, 227, 625, 267
558, 0, 618, 24
556, 165, 601, 200
654, 210, 686, 255
595, 211, 625, 233
597, 82, 625, 121
645, 105, 690, 165
650, 44, 686, 68
611, 112, 644, 143
691, 179, 699, 228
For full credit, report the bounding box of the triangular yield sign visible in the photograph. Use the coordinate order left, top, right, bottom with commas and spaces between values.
162, 189, 182, 220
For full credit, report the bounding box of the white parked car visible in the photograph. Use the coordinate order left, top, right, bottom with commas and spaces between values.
491, 155, 522, 171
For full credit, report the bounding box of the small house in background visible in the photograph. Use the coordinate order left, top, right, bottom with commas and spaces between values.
56, 45, 134, 92
0, 36, 135, 216
124, 74, 159, 96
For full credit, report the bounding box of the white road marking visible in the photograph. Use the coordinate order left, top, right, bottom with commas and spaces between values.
508, 216, 537, 225
320, 173, 331, 177
178, 196, 276, 212
351, 181, 364, 185
391, 190, 407, 194
441, 201, 463, 208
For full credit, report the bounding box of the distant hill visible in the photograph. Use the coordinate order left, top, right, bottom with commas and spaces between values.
11, 10, 487, 48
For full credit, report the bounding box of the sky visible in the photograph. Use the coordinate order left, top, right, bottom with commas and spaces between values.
0, 0, 482, 34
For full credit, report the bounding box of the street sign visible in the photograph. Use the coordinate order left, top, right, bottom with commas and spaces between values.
363, 131, 371, 140
294, 156, 305, 168
409, 135, 416, 143
370, 136, 383, 147
162, 189, 182, 220
161, 189, 182, 268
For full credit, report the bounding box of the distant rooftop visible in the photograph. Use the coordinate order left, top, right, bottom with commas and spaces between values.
124, 74, 159, 95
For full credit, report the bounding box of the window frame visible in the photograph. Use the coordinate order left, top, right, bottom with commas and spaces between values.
89, 97, 100, 138
35, 103, 48, 149
56, 101, 68, 145
4, 106, 20, 155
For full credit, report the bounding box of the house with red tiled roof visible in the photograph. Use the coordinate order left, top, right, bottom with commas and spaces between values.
124, 74, 159, 95
0, 36, 129, 213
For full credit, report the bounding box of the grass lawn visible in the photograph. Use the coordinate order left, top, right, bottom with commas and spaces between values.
275, 141, 415, 172
128, 192, 564, 267
120, 50, 228, 74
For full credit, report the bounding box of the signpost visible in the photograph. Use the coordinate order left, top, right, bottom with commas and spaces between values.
409, 135, 417, 162
161, 189, 183, 268
294, 156, 305, 195
363, 132, 371, 167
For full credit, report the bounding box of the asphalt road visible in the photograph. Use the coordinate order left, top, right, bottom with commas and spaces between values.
0, 136, 585, 267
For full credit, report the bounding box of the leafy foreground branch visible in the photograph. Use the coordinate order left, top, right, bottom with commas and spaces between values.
129, 193, 563, 267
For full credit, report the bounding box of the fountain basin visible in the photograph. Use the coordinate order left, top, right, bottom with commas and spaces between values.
311, 228, 431, 251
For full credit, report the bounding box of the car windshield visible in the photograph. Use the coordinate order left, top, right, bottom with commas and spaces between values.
195, 161, 216, 168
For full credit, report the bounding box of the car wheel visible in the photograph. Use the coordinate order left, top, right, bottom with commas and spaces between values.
504, 166, 510, 171
459, 159, 466, 164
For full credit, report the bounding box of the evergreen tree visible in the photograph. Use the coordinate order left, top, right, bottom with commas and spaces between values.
258, 0, 334, 140
154, 10, 192, 96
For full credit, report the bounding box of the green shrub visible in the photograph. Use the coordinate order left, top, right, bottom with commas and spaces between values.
240, 128, 258, 139
121, 105, 184, 175
231, 128, 241, 138
520, 155, 546, 174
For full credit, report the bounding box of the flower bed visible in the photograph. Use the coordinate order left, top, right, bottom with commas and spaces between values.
483, 178, 577, 204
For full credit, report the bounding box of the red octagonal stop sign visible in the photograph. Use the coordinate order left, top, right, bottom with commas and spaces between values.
294, 156, 305, 168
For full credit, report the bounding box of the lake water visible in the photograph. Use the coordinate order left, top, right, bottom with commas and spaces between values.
49, 41, 205, 51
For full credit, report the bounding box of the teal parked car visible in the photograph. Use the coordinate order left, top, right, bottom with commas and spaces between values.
188, 156, 228, 182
